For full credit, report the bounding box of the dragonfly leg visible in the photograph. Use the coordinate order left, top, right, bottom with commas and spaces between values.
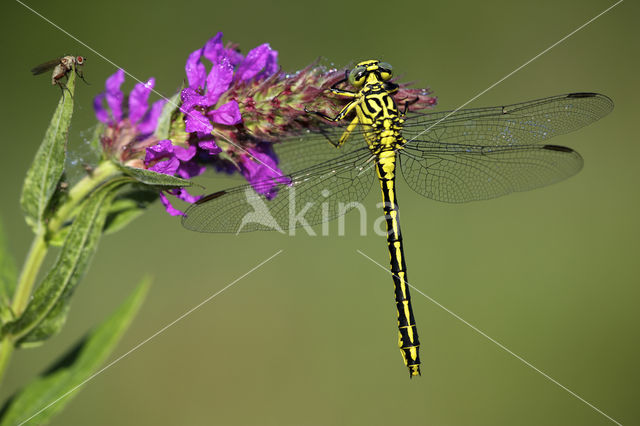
401, 96, 420, 116
336, 116, 359, 147
304, 97, 360, 122
329, 70, 349, 91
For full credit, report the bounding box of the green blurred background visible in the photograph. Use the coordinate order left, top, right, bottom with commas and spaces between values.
1, 0, 638, 424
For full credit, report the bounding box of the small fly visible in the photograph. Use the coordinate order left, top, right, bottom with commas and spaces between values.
31, 55, 89, 96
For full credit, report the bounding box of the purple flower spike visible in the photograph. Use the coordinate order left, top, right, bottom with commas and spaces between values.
93, 70, 168, 166
179, 33, 280, 141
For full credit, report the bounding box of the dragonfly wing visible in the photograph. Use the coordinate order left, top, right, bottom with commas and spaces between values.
271, 124, 368, 175
30, 59, 62, 75
183, 147, 374, 233
401, 93, 613, 146
400, 142, 583, 202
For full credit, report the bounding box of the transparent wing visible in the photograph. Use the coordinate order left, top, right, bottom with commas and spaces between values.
271, 125, 368, 175
183, 147, 374, 233
401, 92, 613, 145
287, 93, 612, 147
400, 142, 583, 202
271, 93, 611, 175
31, 59, 62, 75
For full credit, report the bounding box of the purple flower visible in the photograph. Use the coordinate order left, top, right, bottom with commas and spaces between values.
93, 70, 166, 162
94, 69, 165, 135
144, 32, 285, 216
180, 32, 279, 142
240, 146, 290, 200
143, 140, 204, 216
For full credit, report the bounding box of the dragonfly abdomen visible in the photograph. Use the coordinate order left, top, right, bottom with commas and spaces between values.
376, 152, 421, 377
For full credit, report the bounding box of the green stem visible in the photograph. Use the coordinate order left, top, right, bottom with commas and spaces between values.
48, 161, 120, 234
0, 233, 47, 387
0, 337, 14, 386
10, 234, 47, 317
0, 160, 122, 388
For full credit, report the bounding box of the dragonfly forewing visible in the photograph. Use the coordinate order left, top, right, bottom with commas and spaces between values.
401, 92, 614, 146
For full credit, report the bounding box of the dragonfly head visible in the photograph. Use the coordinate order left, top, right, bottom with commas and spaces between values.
348, 60, 393, 88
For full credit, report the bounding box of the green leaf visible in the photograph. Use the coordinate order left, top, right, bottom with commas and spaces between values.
103, 188, 158, 235
153, 92, 180, 140
0, 220, 17, 323
20, 71, 76, 233
6, 179, 126, 343
117, 164, 192, 187
0, 279, 149, 426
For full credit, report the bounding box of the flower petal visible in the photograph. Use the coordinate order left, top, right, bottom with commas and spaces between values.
208, 100, 241, 126
105, 69, 125, 122
93, 93, 109, 123
144, 139, 174, 163
256, 48, 279, 79
180, 87, 210, 111
173, 144, 196, 162
149, 157, 180, 175
129, 77, 154, 125
205, 59, 234, 105
224, 47, 244, 67
169, 187, 202, 203
198, 139, 222, 155
137, 99, 166, 135
185, 48, 206, 89
235, 43, 273, 81
202, 32, 225, 64
184, 109, 213, 133
177, 160, 206, 180
159, 192, 184, 216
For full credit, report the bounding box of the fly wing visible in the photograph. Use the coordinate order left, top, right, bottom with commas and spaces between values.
31, 59, 62, 75
182, 147, 374, 233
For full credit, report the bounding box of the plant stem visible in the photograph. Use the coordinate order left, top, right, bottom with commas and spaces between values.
0, 233, 47, 388
48, 160, 120, 234
10, 234, 47, 317
0, 160, 122, 388
0, 337, 14, 387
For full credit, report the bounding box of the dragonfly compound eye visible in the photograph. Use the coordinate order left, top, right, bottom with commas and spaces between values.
378, 62, 393, 81
349, 66, 367, 87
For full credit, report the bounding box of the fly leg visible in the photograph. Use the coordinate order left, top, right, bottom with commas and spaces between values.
75, 65, 90, 85
55, 76, 74, 100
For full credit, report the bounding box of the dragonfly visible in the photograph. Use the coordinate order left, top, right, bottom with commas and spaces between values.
182, 60, 614, 377
31, 55, 88, 95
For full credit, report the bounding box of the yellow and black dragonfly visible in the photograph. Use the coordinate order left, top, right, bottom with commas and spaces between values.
182, 60, 613, 377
